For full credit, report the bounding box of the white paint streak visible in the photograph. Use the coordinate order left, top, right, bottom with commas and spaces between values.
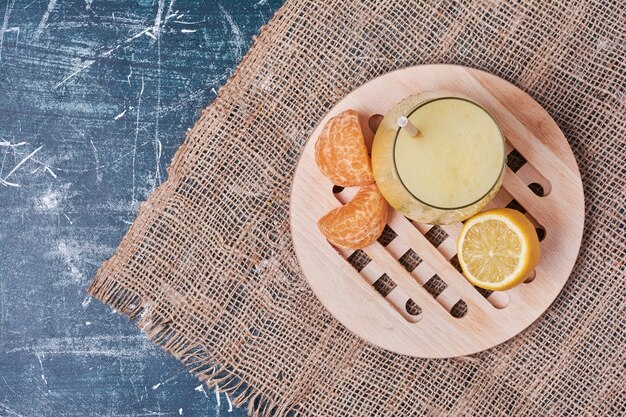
219, 3, 244, 60
6, 335, 154, 358
151, 374, 177, 390
181, 28, 196, 33
0, 0, 16, 61
2, 145, 43, 184
113, 109, 127, 120
44, 165, 57, 178
0, 403, 26, 417
132, 76, 145, 206
34, 140, 150, 176
125, 27, 155, 43
195, 384, 209, 398
1, 376, 16, 395
214, 385, 221, 407
55, 20, 164, 89
225, 392, 233, 412
129, 375, 141, 402
155, 136, 162, 184
36, 353, 48, 385
165, 0, 176, 21
89, 138, 101, 183
0, 176, 19, 187
255, 0, 269, 5
152, 0, 165, 35
109, 13, 148, 26
0, 140, 56, 184
0, 140, 27, 147
153, 15, 163, 187
138, 410, 168, 416
172, 19, 205, 25
34, 0, 56, 40
85, 321, 91, 326
55, 59, 96, 89
0, 148, 6, 176
62, 212, 72, 224
179, 409, 183, 415
81, 296, 92, 308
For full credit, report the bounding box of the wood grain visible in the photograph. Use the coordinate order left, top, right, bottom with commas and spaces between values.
290, 65, 584, 358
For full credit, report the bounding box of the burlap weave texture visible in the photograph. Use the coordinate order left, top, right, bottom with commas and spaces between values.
89, 1, 625, 415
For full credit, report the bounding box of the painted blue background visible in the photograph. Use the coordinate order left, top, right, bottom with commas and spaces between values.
0, 1, 283, 415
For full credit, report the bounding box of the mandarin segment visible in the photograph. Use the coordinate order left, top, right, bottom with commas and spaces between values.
315, 109, 375, 187
318, 184, 388, 249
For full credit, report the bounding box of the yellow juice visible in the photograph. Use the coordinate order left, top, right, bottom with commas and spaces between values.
372, 92, 505, 224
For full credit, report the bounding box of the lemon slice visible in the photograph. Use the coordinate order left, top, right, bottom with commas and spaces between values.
457, 208, 540, 291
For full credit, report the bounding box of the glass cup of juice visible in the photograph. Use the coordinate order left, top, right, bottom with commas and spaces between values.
371, 91, 506, 225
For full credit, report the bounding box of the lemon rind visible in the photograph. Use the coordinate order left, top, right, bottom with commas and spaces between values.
457, 212, 532, 291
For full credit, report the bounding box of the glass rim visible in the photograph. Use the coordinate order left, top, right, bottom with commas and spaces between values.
392, 96, 506, 211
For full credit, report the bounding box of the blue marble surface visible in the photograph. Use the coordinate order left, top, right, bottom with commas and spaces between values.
0, 1, 283, 415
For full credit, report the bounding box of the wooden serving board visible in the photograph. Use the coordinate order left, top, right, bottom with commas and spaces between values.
290, 65, 584, 358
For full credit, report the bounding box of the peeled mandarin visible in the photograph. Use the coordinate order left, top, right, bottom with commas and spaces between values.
318, 183, 388, 249
315, 109, 375, 187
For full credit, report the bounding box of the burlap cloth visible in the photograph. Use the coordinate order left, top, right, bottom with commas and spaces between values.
89, 1, 625, 415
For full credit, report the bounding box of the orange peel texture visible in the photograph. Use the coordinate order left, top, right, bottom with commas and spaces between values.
315, 109, 375, 187
318, 184, 388, 249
